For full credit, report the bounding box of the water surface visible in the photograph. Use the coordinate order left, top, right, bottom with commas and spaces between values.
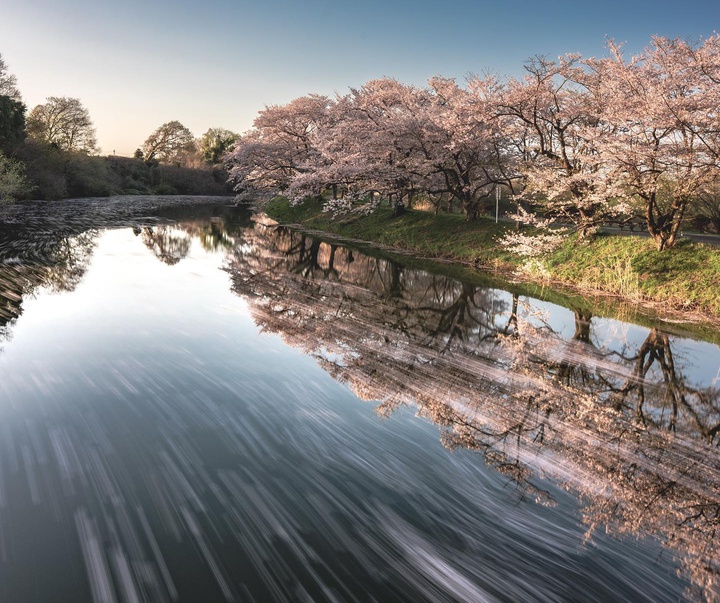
0, 198, 718, 602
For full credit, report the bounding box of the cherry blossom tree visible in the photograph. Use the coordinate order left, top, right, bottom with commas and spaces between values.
689, 34, 720, 161
420, 76, 514, 220
226, 94, 332, 199
290, 79, 430, 214
596, 37, 720, 249
226, 35, 720, 248
226, 130, 294, 198
288, 77, 514, 220
495, 55, 627, 240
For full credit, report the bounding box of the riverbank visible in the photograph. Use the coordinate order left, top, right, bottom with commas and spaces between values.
264, 197, 720, 325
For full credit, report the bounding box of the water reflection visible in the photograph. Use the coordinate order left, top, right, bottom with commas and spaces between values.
0, 197, 247, 336
0, 230, 98, 350
140, 226, 192, 266
138, 210, 240, 263
226, 216, 720, 602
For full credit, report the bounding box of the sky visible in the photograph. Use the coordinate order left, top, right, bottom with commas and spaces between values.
1, 0, 719, 156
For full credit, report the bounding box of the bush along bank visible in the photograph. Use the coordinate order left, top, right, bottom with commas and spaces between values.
3, 145, 233, 201
263, 197, 720, 323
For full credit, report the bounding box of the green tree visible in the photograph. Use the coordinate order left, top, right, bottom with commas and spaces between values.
0, 152, 30, 202
198, 127, 239, 164
27, 97, 98, 154
0, 95, 26, 153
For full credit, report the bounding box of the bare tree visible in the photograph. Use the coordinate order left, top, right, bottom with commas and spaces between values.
0, 53, 20, 100
142, 121, 196, 164
27, 97, 98, 154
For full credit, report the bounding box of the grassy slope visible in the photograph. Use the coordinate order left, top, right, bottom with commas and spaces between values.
547, 234, 720, 316
264, 198, 720, 321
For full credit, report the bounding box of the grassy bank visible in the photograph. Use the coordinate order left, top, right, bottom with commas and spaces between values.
264, 197, 720, 322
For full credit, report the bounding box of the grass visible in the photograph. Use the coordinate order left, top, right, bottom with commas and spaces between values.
263, 197, 720, 326
265, 197, 519, 268
546, 234, 720, 316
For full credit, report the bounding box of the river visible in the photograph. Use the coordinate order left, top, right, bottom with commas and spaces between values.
0, 197, 718, 602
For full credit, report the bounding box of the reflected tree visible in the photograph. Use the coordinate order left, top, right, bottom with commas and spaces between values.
223, 218, 720, 602
140, 226, 191, 265
43, 230, 98, 292
610, 328, 720, 440
0, 228, 98, 354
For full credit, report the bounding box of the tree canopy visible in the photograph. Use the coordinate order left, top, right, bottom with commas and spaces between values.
0, 53, 20, 100
0, 95, 26, 153
198, 127, 239, 165
0, 152, 29, 202
142, 121, 196, 164
27, 97, 98, 154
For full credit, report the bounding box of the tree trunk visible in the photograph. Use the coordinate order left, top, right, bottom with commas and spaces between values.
576, 207, 597, 241
577, 224, 592, 241
646, 195, 687, 250
572, 310, 592, 342
462, 195, 478, 221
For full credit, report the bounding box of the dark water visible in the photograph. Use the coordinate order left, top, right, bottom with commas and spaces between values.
0, 198, 718, 602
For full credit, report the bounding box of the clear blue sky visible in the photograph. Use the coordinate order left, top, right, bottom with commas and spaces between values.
1, 0, 718, 156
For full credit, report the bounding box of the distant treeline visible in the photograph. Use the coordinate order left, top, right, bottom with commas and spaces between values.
13, 142, 233, 200
1, 52, 237, 201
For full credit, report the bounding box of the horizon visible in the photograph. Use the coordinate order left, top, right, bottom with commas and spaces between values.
2, 0, 719, 156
